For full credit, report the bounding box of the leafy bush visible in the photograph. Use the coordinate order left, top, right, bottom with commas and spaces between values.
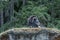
0, 0, 60, 33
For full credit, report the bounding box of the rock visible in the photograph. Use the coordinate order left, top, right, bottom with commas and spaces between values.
0, 28, 60, 40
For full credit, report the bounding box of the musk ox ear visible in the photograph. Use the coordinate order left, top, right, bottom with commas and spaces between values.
27, 15, 41, 27
27, 15, 35, 22
27, 15, 36, 26
27, 15, 33, 26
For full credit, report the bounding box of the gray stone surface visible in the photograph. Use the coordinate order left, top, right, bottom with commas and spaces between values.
0, 28, 59, 40
1, 30, 50, 40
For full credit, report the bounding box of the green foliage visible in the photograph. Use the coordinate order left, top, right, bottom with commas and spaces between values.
0, 0, 60, 33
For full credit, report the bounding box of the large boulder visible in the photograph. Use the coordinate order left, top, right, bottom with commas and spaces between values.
0, 28, 60, 40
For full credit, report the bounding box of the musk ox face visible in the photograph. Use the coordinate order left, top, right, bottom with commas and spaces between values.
27, 15, 40, 27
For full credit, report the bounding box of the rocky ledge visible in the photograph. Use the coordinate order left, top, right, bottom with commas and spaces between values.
0, 27, 60, 40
